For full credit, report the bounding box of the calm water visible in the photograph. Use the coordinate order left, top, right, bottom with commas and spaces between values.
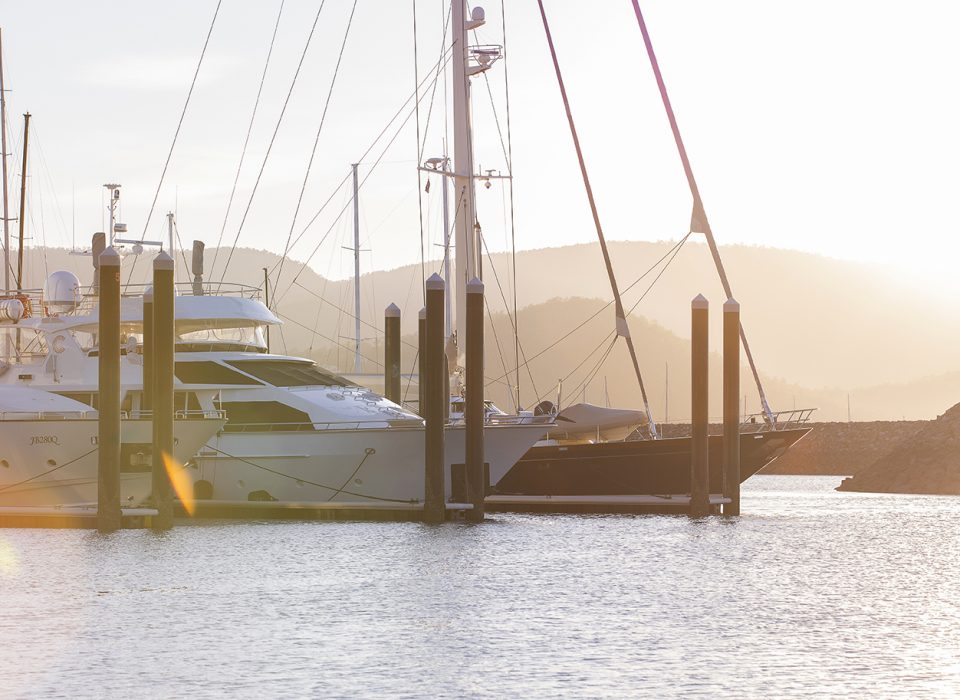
1, 476, 958, 698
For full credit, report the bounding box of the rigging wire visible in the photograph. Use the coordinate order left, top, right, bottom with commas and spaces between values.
217, 0, 329, 287
273, 53, 453, 306
275, 0, 359, 299
412, 0, 427, 304
126, 0, 222, 287
210, 0, 285, 279
269, 45, 454, 290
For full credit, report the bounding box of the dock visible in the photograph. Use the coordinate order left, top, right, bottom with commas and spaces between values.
0, 506, 159, 529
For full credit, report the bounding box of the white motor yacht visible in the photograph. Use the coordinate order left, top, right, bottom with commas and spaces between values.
0, 386, 223, 507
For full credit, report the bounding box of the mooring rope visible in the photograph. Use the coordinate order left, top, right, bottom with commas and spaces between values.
0, 446, 99, 493
203, 443, 419, 504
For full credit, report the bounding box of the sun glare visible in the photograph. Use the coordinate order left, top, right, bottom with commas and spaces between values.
162, 452, 196, 516
0, 537, 20, 576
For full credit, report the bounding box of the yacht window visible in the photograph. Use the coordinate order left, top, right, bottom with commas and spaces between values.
217, 401, 313, 431
225, 360, 355, 388
174, 361, 262, 385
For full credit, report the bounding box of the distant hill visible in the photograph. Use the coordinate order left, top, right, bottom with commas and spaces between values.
15, 241, 959, 420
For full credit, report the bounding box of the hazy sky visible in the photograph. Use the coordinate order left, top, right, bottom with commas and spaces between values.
1, 1, 958, 293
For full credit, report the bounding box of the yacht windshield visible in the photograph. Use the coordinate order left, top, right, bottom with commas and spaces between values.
177, 325, 266, 351
225, 360, 356, 388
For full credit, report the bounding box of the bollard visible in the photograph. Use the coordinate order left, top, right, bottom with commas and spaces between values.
152, 251, 175, 531
465, 278, 485, 522
97, 247, 122, 532
423, 275, 446, 523
418, 307, 427, 416
142, 287, 154, 413
384, 303, 401, 404
723, 298, 741, 515
690, 294, 710, 517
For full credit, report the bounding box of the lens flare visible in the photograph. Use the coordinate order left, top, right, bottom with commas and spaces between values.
162, 451, 196, 516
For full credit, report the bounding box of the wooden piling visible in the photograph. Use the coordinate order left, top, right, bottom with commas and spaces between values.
423, 275, 446, 524
418, 307, 427, 415
723, 297, 741, 515
384, 303, 401, 404
690, 294, 710, 517
152, 251, 175, 531
97, 246, 122, 533
465, 277, 485, 522
142, 287, 154, 412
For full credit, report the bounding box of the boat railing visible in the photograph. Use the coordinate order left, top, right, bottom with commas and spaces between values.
128, 409, 227, 421
222, 418, 423, 433
0, 409, 98, 420
739, 407, 816, 433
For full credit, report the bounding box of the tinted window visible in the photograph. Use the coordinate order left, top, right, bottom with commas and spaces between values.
218, 401, 313, 431
226, 360, 355, 388
174, 361, 262, 385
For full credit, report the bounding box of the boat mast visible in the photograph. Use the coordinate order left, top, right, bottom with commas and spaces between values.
451, 0, 481, 372
351, 162, 361, 374
16, 111, 29, 291
0, 28, 10, 299
441, 155, 452, 337
629, 1, 775, 425
166, 211, 175, 281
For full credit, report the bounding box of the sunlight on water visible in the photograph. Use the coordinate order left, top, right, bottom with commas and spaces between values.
0, 476, 958, 698
0, 536, 18, 576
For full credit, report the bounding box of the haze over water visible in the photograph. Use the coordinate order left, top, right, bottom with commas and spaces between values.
2, 476, 958, 697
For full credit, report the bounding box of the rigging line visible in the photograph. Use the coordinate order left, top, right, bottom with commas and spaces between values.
500, 0, 521, 412
217, 0, 329, 288
477, 229, 538, 401
277, 311, 383, 368
628, 0, 774, 425
412, 0, 427, 305
482, 292, 518, 413
292, 279, 419, 351
567, 335, 618, 408
275, 0, 359, 300
210, 0, 284, 279
625, 232, 690, 316
416, 3, 453, 165
401, 348, 419, 407
274, 60, 451, 306
204, 444, 417, 504
271, 48, 454, 284
536, 0, 658, 437
126, 0, 222, 288
0, 446, 99, 493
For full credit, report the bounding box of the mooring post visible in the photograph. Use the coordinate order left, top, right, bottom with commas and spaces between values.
152, 251, 175, 531
384, 303, 401, 404
690, 294, 710, 517
423, 275, 446, 523
418, 307, 427, 416
465, 277, 485, 522
723, 297, 741, 515
97, 246, 122, 533
142, 287, 154, 413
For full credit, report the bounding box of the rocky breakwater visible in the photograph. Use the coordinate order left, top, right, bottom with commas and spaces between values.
837, 403, 960, 495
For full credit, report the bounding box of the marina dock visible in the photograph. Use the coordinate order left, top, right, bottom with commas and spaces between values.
0, 506, 158, 529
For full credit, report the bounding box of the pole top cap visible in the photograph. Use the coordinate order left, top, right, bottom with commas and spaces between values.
466, 277, 484, 294
143, 285, 154, 302
691, 293, 708, 310
385, 302, 400, 318
723, 297, 740, 312
425, 273, 445, 291
99, 246, 121, 267
153, 250, 175, 271
418, 306, 427, 319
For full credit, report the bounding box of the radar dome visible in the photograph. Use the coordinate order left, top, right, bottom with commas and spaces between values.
44, 270, 82, 312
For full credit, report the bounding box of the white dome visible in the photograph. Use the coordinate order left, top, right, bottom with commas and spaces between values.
43, 270, 82, 312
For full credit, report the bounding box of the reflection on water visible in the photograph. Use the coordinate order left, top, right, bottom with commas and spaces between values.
1, 476, 958, 698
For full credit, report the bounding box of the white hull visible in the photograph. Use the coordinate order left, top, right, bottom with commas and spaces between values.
192, 422, 546, 504
0, 418, 223, 507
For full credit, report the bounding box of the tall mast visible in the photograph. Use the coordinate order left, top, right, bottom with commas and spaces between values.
451, 0, 481, 370
166, 211, 175, 281
629, 1, 775, 425
441, 155, 452, 336
0, 28, 10, 297
16, 112, 29, 291
351, 162, 361, 374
